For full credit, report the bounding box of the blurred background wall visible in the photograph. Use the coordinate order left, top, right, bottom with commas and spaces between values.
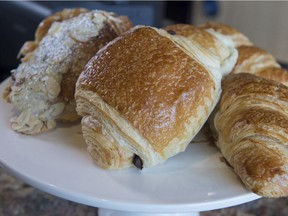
191, 1, 288, 63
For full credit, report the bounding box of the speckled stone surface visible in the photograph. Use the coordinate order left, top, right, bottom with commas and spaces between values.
1, 168, 288, 216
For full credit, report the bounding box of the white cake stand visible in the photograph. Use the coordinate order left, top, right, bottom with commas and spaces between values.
0, 79, 260, 216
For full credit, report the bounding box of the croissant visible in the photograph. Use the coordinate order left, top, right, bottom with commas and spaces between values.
212, 73, 288, 197
75, 25, 237, 169
18, 8, 89, 61
232, 45, 288, 86
200, 22, 288, 86
256, 67, 288, 86
200, 21, 288, 80
199, 22, 253, 47
162, 24, 238, 76
3, 9, 132, 134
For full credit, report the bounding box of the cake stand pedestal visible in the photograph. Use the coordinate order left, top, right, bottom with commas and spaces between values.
98, 209, 199, 216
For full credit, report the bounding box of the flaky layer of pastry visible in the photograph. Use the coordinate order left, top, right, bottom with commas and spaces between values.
213, 73, 288, 197
76, 26, 232, 169
231, 45, 288, 86
76, 91, 162, 169
199, 22, 253, 47
163, 24, 238, 77
232, 46, 280, 74
257, 67, 288, 86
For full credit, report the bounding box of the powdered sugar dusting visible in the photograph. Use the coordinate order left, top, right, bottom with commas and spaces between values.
9, 10, 126, 134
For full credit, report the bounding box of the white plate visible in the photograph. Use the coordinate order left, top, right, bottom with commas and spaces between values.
0, 79, 260, 213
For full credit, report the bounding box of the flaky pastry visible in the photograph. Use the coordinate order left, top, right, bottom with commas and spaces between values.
212, 73, 288, 197
4, 9, 132, 134
75, 25, 237, 169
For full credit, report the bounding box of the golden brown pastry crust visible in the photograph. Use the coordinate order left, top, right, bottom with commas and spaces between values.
236, 46, 277, 68
162, 24, 238, 76
199, 22, 253, 47
78, 27, 215, 150
76, 26, 229, 169
257, 67, 288, 86
213, 73, 288, 197
232, 46, 280, 74
163, 24, 228, 61
163, 24, 218, 50
231, 45, 288, 86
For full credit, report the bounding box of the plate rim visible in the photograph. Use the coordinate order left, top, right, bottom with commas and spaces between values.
0, 78, 261, 213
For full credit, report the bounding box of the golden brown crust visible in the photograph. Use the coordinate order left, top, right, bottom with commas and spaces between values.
233, 45, 280, 74
75, 25, 227, 169
214, 73, 288, 197
77, 27, 215, 152
257, 67, 288, 86
162, 24, 222, 61
220, 73, 288, 108
231, 46, 288, 87
236, 46, 275, 66
199, 22, 253, 47
200, 22, 240, 35
162, 24, 238, 77
162, 24, 217, 49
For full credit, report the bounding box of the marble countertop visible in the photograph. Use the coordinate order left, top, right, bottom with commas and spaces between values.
1, 168, 288, 216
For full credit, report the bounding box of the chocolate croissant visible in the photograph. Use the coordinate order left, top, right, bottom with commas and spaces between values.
212, 73, 288, 197
75, 25, 237, 169
4, 9, 132, 134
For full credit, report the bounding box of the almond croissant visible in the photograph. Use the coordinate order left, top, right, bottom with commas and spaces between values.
3, 9, 132, 134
